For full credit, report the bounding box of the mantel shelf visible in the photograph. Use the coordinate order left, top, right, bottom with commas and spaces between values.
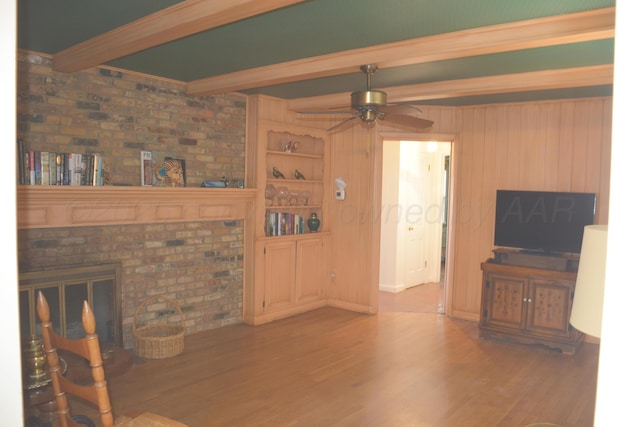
17, 186, 257, 229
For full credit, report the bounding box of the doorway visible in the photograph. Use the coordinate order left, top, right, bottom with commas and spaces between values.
378, 138, 452, 314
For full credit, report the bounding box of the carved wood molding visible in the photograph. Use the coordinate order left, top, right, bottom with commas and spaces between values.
17, 186, 257, 229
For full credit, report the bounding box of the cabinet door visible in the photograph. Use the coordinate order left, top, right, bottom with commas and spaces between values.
483, 273, 527, 329
526, 278, 574, 337
295, 237, 325, 303
264, 240, 296, 312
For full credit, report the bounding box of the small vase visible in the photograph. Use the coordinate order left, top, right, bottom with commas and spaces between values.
307, 213, 320, 232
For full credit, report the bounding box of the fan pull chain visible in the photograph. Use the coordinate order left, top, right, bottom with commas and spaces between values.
366, 126, 371, 156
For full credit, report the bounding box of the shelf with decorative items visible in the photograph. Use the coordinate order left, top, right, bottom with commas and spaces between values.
246, 118, 331, 325
257, 121, 330, 240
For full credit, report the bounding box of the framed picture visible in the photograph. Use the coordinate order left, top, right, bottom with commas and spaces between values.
165, 157, 186, 187
140, 151, 153, 186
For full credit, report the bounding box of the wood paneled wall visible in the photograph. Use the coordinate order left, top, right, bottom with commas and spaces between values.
450, 98, 611, 320
247, 95, 612, 322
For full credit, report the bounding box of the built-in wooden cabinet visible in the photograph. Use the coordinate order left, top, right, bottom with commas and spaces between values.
244, 119, 332, 325
259, 235, 328, 319
479, 252, 584, 355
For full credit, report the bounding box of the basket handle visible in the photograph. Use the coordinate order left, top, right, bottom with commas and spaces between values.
134, 295, 185, 330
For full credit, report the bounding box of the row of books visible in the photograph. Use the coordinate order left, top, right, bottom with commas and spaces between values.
265, 211, 306, 236
18, 140, 104, 186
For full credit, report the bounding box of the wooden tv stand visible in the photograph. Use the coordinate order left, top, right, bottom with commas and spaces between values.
479, 249, 584, 355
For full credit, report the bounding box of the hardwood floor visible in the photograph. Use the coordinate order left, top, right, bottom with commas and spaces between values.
69, 308, 598, 427
378, 282, 444, 314
379, 261, 446, 314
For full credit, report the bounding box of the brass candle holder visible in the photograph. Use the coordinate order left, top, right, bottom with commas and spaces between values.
22, 335, 50, 389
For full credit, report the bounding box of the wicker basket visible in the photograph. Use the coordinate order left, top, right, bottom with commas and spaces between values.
133, 295, 185, 359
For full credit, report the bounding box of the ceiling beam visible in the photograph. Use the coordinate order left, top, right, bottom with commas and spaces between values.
187, 7, 615, 96
52, 0, 305, 73
287, 65, 614, 111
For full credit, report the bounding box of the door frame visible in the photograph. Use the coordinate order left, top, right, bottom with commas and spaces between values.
377, 132, 457, 314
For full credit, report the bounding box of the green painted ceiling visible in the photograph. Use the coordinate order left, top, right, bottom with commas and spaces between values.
17, 0, 615, 105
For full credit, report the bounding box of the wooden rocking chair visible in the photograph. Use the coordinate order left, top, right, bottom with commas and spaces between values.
36, 291, 188, 427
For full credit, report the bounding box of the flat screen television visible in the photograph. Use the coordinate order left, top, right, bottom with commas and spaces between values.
494, 190, 596, 254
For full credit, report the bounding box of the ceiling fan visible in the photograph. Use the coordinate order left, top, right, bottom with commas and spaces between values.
298, 64, 434, 132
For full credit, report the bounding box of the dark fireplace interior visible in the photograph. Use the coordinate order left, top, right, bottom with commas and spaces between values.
19, 263, 121, 346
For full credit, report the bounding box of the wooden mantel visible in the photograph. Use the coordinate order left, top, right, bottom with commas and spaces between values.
17, 186, 257, 229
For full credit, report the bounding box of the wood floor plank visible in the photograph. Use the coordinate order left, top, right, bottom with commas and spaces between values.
70, 308, 598, 426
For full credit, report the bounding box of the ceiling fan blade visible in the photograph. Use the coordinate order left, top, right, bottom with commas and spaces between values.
377, 104, 422, 115
327, 115, 360, 132
296, 109, 355, 115
381, 113, 434, 129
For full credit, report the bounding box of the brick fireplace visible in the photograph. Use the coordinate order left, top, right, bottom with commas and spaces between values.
17, 186, 256, 348
16, 51, 253, 349
19, 263, 121, 344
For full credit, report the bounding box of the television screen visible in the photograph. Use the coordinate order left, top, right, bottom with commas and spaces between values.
494, 190, 596, 254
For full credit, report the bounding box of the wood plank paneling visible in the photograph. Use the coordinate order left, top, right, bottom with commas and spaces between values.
543, 103, 562, 189
450, 98, 612, 320
558, 102, 577, 190
245, 95, 612, 323
597, 98, 613, 224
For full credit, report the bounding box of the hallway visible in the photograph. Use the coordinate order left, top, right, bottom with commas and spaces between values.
378, 281, 444, 314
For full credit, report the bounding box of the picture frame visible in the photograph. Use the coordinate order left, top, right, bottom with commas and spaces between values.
140, 151, 153, 186
165, 157, 186, 187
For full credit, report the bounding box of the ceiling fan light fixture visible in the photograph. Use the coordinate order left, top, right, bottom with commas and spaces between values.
298, 64, 434, 131
359, 108, 378, 124
351, 90, 387, 108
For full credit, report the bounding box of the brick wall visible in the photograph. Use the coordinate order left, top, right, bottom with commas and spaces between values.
18, 221, 244, 348
16, 52, 248, 348
17, 52, 246, 186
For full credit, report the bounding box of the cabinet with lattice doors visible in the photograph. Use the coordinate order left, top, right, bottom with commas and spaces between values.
246, 120, 331, 325
479, 259, 584, 355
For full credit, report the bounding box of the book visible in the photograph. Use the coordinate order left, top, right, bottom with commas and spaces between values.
48, 152, 56, 185
55, 153, 63, 185
141, 151, 153, 186
17, 138, 26, 185
41, 152, 50, 186
34, 151, 41, 185
29, 150, 35, 185
23, 150, 30, 185
96, 155, 103, 186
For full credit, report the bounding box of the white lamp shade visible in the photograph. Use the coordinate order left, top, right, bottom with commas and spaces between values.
570, 224, 608, 338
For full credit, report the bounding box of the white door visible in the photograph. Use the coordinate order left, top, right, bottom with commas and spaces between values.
400, 142, 429, 288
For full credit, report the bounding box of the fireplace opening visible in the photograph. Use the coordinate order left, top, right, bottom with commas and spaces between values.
19, 263, 121, 346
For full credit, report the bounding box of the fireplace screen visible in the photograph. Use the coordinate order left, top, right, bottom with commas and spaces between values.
19, 263, 121, 346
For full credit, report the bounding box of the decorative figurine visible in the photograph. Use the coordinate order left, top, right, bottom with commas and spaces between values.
272, 166, 286, 179
294, 169, 306, 180
282, 140, 300, 153
307, 213, 320, 232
